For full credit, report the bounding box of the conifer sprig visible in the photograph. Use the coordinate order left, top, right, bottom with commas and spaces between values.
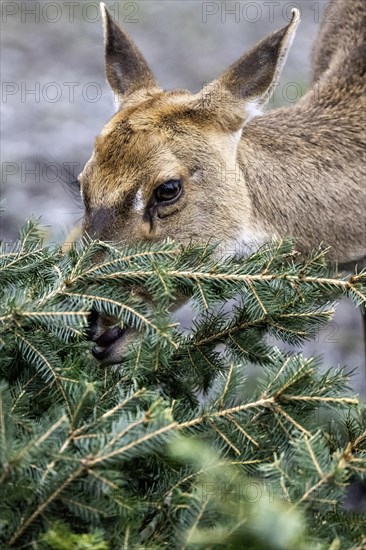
0, 221, 365, 549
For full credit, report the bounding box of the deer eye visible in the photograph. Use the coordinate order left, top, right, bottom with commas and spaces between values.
155, 179, 182, 204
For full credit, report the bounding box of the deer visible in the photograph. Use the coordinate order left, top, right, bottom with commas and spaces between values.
78, 0, 365, 364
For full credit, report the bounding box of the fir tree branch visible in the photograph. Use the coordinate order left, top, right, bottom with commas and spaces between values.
226, 414, 259, 447
1, 227, 365, 548
87, 422, 179, 466
90, 268, 365, 304
15, 332, 72, 418
352, 429, 366, 449
304, 435, 326, 477
193, 310, 334, 347
273, 404, 312, 436
209, 421, 241, 455
67, 247, 179, 285
62, 291, 177, 347
182, 499, 209, 550
179, 397, 276, 428
8, 465, 85, 547
282, 396, 358, 405
290, 473, 332, 509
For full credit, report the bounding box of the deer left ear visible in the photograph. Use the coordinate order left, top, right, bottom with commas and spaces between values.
194, 9, 300, 128
100, 3, 157, 103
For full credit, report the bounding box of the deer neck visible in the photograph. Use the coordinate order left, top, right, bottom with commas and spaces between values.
236, 91, 365, 264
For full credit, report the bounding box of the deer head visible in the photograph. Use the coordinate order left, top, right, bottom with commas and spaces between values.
82, 4, 300, 363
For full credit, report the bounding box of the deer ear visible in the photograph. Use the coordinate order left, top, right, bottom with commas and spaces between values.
100, 3, 157, 102
196, 9, 300, 127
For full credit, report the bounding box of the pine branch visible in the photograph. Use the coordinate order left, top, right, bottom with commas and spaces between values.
1, 222, 365, 549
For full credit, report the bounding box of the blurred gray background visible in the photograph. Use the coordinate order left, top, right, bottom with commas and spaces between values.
1, 0, 364, 393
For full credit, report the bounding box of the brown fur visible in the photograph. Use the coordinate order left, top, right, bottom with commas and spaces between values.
81, 1, 366, 362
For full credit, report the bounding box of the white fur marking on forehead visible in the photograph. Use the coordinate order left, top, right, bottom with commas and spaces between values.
133, 189, 144, 212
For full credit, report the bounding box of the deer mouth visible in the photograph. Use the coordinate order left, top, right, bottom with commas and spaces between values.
87, 310, 129, 364
91, 326, 126, 361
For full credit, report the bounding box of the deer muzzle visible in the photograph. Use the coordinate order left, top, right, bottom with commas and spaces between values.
87, 310, 134, 364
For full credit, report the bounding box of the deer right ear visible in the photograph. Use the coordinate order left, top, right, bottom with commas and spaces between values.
194, 9, 300, 128
100, 3, 157, 103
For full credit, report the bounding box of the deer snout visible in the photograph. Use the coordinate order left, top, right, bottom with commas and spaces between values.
92, 326, 126, 361
87, 310, 132, 364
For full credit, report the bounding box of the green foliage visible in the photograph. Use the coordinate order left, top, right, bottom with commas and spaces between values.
0, 220, 365, 549
43, 521, 109, 550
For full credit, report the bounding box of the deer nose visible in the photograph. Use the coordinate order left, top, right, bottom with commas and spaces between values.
87, 310, 124, 342
92, 326, 126, 361
87, 309, 126, 360
95, 326, 125, 347
84, 206, 115, 240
